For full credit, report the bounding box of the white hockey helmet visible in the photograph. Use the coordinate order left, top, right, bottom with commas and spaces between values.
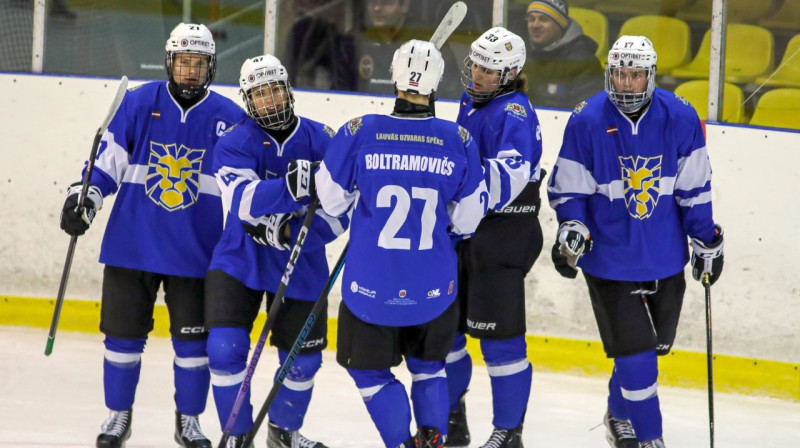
390, 39, 444, 96
239, 54, 295, 130
165, 23, 216, 101
462, 27, 526, 103
605, 35, 658, 113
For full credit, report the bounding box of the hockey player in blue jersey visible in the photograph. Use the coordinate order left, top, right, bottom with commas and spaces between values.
203, 54, 348, 448
547, 36, 725, 448
443, 27, 544, 448
58, 23, 246, 448
312, 39, 488, 448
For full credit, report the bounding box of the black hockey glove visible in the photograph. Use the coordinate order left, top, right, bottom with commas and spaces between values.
60, 182, 103, 236
286, 159, 320, 202
242, 213, 292, 250
551, 240, 578, 279
556, 220, 592, 267
691, 224, 724, 285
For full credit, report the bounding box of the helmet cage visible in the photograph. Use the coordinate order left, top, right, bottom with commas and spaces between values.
461, 55, 511, 103
241, 80, 295, 130
605, 36, 657, 113
166, 51, 216, 101
605, 66, 655, 113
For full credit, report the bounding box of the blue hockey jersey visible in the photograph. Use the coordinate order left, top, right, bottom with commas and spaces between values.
457, 90, 543, 210
316, 114, 488, 326
84, 82, 246, 277
547, 88, 717, 281
210, 117, 348, 299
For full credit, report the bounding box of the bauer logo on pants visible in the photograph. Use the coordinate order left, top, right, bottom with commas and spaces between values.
145, 142, 205, 211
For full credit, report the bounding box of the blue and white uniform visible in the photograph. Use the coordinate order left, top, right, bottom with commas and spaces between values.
89, 81, 245, 277
456, 90, 543, 211
317, 114, 488, 326
209, 117, 347, 297
548, 88, 715, 279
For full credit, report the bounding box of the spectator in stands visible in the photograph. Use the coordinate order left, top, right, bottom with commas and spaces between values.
333, 0, 462, 99
522, 0, 603, 109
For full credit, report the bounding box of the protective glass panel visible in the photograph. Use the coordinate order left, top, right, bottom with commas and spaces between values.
275, 0, 493, 100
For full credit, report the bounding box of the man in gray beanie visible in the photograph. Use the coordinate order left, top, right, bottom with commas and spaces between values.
522, 0, 603, 108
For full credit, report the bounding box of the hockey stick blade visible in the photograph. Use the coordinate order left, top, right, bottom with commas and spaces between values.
45, 75, 128, 357
430, 1, 467, 50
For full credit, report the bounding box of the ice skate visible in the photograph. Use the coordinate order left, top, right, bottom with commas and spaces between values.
479, 425, 523, 448
224, 434, 253, 448
174, 410, 211, 447
603, 409, 638, 448
639, 438, 666, 448
267, 421, 328, 448
415, 426, 444, 448
96, 409, 132, 448
444, 394, 469, 447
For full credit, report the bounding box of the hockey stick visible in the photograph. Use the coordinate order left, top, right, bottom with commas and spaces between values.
218, 199, 321, 448
703, 273, 715, 448
241, 242, 348, 447
45, 76, 129, 356
430, 1, 468, 50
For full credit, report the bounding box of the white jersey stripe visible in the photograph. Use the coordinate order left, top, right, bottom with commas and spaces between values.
548, 157, 597, 195
120, 164, 220, 196
316, 162, 357, 218
675, 146, 712, 192
95, 130, 130, 185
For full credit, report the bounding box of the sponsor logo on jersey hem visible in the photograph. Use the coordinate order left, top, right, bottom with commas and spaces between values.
427, 289, 441, 299
350, 281, 376, 299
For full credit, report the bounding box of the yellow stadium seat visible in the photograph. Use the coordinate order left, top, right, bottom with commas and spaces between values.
671, 24, 774, 83
618, 16, 691, 75
759, 0, 800, 30
755, 34, 800, 88
570, 8, 608, 61
749, 88, 800, 129
673, 80, 745, 123
595, 0, 691, 17
677, 0, 774, 24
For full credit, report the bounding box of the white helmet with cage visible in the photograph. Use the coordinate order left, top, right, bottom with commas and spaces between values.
165, 23, 216, 101
239, 54, 295, 130
390, 39, 445, 96
605, 35, 658, 113
462, 26, 526, 103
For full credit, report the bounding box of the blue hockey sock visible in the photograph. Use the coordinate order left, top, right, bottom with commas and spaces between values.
407, 357, 448, 434
173, 338, 210, 416
207, 327, 253, 436
348, 368, 412, 448
445, 333, 472, 411
482, 336, 531, 429
614, 350, 662, 441
268, 350, 322, 431
103, 336, 146, 411
607, 367, 630, 420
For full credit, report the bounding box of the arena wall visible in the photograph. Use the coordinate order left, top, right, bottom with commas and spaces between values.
1, 73, 797, 381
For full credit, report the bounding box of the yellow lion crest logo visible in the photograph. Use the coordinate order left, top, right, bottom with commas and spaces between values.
145, 142, 205, 211
620, 155, 662, 220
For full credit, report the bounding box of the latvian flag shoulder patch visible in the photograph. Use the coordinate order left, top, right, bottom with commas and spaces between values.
606, 126, 618, 135
151, 110, 161, 119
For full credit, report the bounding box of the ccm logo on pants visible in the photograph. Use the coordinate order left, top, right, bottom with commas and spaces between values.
180, 326, 206, 334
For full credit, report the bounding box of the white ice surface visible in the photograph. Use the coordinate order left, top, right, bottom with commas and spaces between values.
1, 327, 797, 447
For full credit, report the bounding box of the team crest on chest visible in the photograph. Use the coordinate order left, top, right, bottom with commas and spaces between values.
145, 142, 205, 211
619, 155, 662, 220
